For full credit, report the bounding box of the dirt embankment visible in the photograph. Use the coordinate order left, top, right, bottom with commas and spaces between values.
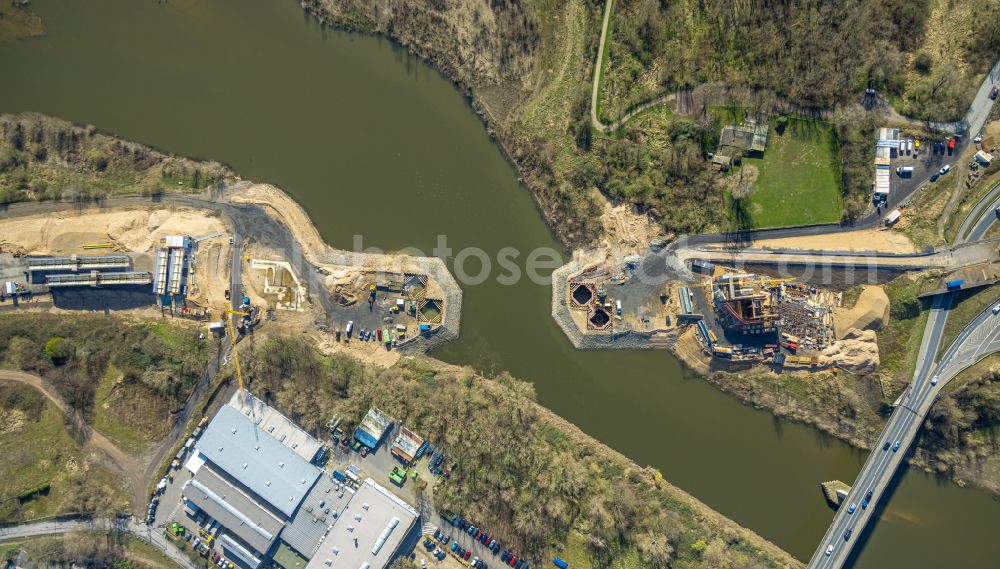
748, 229, 918, 254
835, 286, 890, 338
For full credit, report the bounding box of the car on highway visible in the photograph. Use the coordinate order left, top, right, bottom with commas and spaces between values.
844, 529, 853, 541
995, 206, 1000, 218
931, 374, 939, 385
993, 303, 1000, 314
865, 489, 874, 501
825, 545, 834, 556
847, 503, 856, 514
883, 441, 890, 451
892, 440, 901, 452
939, 164, 951, 175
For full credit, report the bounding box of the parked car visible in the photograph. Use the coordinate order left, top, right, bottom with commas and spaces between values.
501, 552, 509, 562
465, 551, 472, 561
930, 173, 940, 182
938, 164, 951, 175
452, 543, 459, 553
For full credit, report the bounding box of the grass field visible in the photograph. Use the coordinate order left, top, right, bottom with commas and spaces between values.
91, 364, 174, 455
0, 380, 126, 522
737, 117, 843, 228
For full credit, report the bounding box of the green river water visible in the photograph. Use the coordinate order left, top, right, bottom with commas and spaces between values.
1, 0, 998, 565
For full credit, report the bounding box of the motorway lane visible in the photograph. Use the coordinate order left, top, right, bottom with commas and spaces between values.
810, 294, 952, 568
809, 295, 1000, 568
958, 181, 1000, 244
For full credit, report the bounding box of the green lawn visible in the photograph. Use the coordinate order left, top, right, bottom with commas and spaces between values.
735, 117, 843, 228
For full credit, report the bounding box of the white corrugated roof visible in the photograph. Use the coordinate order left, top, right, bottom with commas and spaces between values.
195, 405, 321, 517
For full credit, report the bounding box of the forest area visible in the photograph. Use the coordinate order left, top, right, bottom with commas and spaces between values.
241, 336, 795, 569
308, 0, 1000, 244
0, 113, 230, 205
602, 0, 979, 121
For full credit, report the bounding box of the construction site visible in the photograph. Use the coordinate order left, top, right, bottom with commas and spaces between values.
554, 250, 879, 374
0, 187, 461, 359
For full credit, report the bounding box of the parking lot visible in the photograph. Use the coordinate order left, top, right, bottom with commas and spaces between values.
328, 425, 531, 569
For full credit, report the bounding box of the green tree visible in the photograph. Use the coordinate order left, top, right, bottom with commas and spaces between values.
44, 337, 74, 363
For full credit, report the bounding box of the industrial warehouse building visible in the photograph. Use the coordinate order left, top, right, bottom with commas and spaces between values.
354, 407, 393, 450
227, 391, 327, 464
179, 396, 417, 569
305, 478, 419, 569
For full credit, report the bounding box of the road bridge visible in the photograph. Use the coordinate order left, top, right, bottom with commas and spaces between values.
807, 294, 1000, 568
676, 238, 998, 274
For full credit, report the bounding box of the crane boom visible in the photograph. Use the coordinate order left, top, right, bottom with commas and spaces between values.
224, 307, 248, 400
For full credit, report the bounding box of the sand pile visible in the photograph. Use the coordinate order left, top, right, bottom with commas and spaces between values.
109, 211, 157, 251
751, 229, 916, 254
819, 329, 879, 375
0, 207, 225, 255
835, 286, 889, 339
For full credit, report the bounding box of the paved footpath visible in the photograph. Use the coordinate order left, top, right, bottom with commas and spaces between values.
0, 518, 197, 569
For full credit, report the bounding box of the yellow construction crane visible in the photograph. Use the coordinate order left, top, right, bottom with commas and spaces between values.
224, 307, 248, 399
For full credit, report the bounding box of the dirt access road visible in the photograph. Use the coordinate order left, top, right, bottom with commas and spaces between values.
0, 370, 146, 515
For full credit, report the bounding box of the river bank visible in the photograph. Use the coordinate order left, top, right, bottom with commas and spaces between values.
0, 112, 800, 567
6, 3, 1000, 564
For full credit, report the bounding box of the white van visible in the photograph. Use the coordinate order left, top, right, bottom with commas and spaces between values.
896, 166, 914, 176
